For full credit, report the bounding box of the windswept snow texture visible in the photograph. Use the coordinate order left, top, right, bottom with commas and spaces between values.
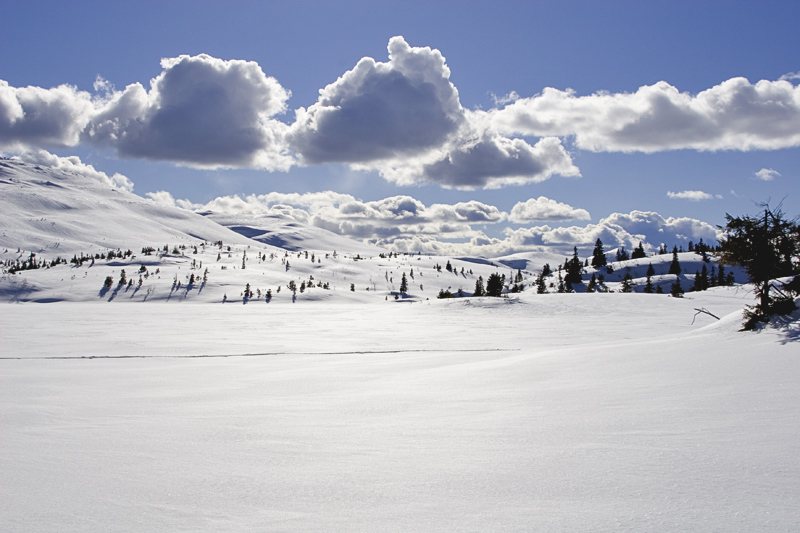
1, 297, 799, 532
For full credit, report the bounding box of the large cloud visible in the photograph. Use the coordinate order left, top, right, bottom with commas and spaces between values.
0, 81, 94, 150
491, 77, 800, 152
289, 36, 579, 189
83, 55, 293, 169
289, 36, 464, 164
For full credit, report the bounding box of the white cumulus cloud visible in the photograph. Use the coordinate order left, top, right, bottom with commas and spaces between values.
289, 36, 580, 189
0, 81, 95, 150
83, 54, 293, 170
490, 77, 800, 152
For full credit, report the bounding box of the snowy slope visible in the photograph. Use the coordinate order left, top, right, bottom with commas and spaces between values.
0, 159, 263, 255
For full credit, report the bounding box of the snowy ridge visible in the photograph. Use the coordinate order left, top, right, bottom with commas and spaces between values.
0, 159, 261, 255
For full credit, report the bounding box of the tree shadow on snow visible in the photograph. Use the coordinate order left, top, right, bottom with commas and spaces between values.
770, 310, 800, 345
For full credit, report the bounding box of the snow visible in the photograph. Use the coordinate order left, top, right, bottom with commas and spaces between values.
1, 159, 799, 531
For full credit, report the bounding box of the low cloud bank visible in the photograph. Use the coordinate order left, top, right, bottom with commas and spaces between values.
150, 190, 718, 257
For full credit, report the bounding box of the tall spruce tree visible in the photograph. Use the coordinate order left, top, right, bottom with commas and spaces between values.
668, 247, 681, 275
474, 276, 485, 297
591, 239, 607, 267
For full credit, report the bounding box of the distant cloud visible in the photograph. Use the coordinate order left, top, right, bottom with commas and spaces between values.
159, 189, 715, 257
378, 209, 718, 257
754, 168, 780, 181
498, 210, 719, 253
163, 190, 509, 242
779, 71, 800, 81
509, 196, 590, 223
490, 77, 800, 152
491, 91, 520, 106
667, 190, 719, 201
84, 54, 293, 170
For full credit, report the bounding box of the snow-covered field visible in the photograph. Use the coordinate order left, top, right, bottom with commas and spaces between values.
2, 158, 800, 531
2, 291, 799, 532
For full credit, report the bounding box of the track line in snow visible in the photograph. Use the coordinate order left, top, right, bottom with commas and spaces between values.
0, 348, 519, 361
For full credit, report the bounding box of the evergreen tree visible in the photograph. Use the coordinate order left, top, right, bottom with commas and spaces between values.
643, 275, 654, 293
690, 264, 709, 292
620, 271, 634, 293
670, 277, 684, 297
668, 247, 681, 275
118, 269, 127, 286
474, 276, 485, 297
445, 260, 452, 272
646, 263, 655, 277
400, 272, 408, 294
591, 239, 607, 267
631, 241, 647, 259
103, 276, 114, 288
586, 273, 597, 293
536, 274, 547, 294
486, 273, 504, 297
719, 205, 800, 328
565, 247, 582, 284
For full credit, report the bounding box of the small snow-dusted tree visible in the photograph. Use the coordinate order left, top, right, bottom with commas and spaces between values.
103, 276, 114, 288
400, 272, 408, 294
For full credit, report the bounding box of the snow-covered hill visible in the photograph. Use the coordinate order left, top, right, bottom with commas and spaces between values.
0, 158, 262, 255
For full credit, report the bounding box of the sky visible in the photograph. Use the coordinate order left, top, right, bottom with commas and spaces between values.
2, 0, 799, 256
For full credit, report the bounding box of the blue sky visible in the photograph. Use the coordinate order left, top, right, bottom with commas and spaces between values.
2, 0, 799, 256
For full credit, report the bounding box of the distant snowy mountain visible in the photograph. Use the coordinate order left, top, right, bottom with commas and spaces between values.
204, 212, 383, 255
